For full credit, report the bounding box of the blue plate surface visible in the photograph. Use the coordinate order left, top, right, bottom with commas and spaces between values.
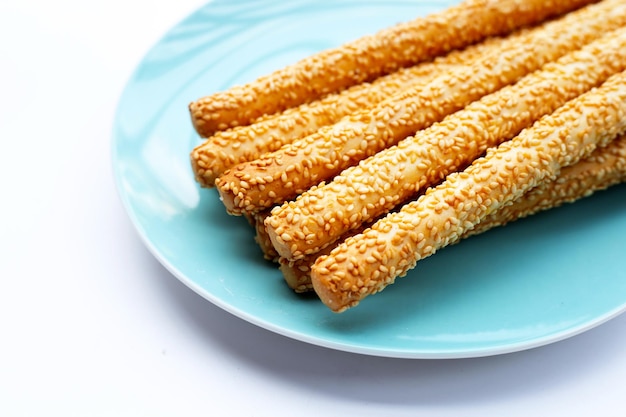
112, 0, 626, 358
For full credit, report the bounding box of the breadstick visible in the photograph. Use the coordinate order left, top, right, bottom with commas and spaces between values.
191, 36, 515, 187
311, 70, 626, 312
190, 63, 455, 188
284, 135, 626, 293
265, 25, 626, 261
279, 259, 316, 294
468, 134, 626, 236
216, 0, 626, 215
251, 211, 279, 262
189, 0, 594, 136
280, 226, 366, 293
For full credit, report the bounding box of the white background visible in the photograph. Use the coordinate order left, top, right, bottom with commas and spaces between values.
1, 1, 625, 416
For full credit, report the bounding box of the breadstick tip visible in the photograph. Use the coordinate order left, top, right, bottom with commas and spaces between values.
310, 256, 355, 313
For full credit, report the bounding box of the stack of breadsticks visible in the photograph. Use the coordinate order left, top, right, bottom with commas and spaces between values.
189, 0, 626, 312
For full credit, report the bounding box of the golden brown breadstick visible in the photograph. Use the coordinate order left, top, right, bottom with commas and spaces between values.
279, 262, 314, 294
468, 134, 626, 236
251, 211, 279, 262
311, 70, 626, 312
191, 36, 515, 187
283, 135, 626, 293
279, 250, 330, 294
216, 0, 626, 215
265, 25, 626, 261
279, 226, 366, 293
189, 0, 594, 136
190, 64, 455, 188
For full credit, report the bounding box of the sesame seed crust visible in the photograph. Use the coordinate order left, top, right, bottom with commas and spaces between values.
311, 70, 626, 312
191, 36, 518, 188
469, 134, 626, 236
189, 0, 595, 137
280, 135, 626, 293
216, 0, 626, 217
190, 37, 510, 188
279, 224, 369, 293
251, 211, 280, 262
265, 25, 626, 262
190, 62, 456, 188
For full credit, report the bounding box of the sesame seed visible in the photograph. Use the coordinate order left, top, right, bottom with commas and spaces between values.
311, 68, 626, 312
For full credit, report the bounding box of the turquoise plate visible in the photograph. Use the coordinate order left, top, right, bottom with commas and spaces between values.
112, 0, 626, 358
